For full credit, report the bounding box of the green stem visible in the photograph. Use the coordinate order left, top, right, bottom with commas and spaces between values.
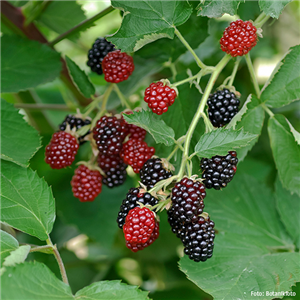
228, 57, 241, 86
254, 13, 271, 28
14, 103, 73, 111
48, 6, 115, 46
166, 145, 179, 161
113, 84, 131, 109
83, 95, 104, 118
245, 53, 261, 98
29, 245, 53, 253
178, 54, 231, 178
171, 72, 199, 87
254, 12, 267, 24
174, 27, 206, 69
261, 103, 274, 117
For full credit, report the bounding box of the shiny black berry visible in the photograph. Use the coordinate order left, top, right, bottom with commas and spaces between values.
102, 163, 127, 188
87, 37, 116, 75
201, 151, 238, 190
139, 158, 173, 189
117, 188, 159, 229
207, 89, 240, 127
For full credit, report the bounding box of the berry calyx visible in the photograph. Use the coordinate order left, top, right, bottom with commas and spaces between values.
71, 164, 102, 202
121, 139, 155, 173
139, 157, 173, 189
102, 50, 134, 83
93, 116, 129, 156
200, 151, 238, 190
144, 81, 177, 115
87, 37, 116, 75
207, 89, 240, 127
220, 20, 258, 57
45, 131, 79, 169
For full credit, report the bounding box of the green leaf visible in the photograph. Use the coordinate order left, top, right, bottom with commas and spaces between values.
3, 245, 30, 267
197, 0, 240, 18
260, 45, 300, 108
194, 128, 257, 158
37, 1, 86, 41
1, 99, 41, 167
268, 115, 300, 196
65, 56, 95, 98
75, 281, 149, 300
109, 0, 193, 52
0, 161, 56, 241
235, 95, 265, 161
259, 0, 291, 18
287, 118, 300, 145
275, 177, 300, 249
0, 230, 19, 265
1, 35, 62, 93
1, 262, 74, 300
123, 110, 175, 146
179, 174, 299, 300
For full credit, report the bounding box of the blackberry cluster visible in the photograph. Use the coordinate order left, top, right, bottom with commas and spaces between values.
207, 89, 240, 127
140, 158, 173, 189
201, 151, 238, 190
87, 37, 116, 75
59, 115, 91, 144
117, 188, 159, 229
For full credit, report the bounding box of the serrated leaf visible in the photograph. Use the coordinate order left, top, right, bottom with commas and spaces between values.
3, 245, 30, 267
275, 177, 300, 249
1, 35, 62, 93
0, 230, 19, 266
259, 0, 291, 18
1, 99, 41, 167
65, 56, 95, 98
268, 114, 300, 196
261, 45, 300, 108
179, 174, 299, 300
197, 0, 240, 18
109, 0, 192, 52
1, 262, 74, 300
123, 110, 175, 146
0, 161, 56, 241
194, 128, 257, 158
75, 280, 149, 300
287, 118, 300, 145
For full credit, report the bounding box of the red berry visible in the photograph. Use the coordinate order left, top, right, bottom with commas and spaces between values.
220, 20, 257, 57
121, 139, 155, 173
122, 112, 147, 140
144, 82, 177, 115
102, 50, 134, 83
45, 131, 79, 169
93, 116, 129, 156
71, 165, 102, 202
126, 220, 159, 252
123, 207, 156, 245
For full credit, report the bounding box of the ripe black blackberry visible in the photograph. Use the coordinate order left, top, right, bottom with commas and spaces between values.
182, 216, 215, 262
139, 158, 173, 189
170, 178, 206, 225
207, 89, 240, 127
59, 115, 91, 145
201, 151, 238, 190
87, 37, 116, 75
102, 163, 127, 188
117, 188, 159, 229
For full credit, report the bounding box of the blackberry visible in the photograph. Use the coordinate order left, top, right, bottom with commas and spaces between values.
201, 151, 238, 190
140, 158, 173, 189
59, 115, 91, 145
117, 188, 159, 229
207, 89, 240, 127
87, 37, 116, 75
182, 216, 215, 262
170, 178, 206, 224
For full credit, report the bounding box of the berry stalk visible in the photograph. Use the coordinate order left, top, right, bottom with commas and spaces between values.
245, 53, 261, 98
228, 57, 241, 87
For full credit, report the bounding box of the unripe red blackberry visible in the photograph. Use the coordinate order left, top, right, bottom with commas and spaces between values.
87, 37, 116, 75
117, 188, 159, 229
71, 165, 102, 202
220, 20, 258, 57
139, 158, 173, 189
121, 139, 155, 173
201, 151, 238, 190
59, 114, 91, 145
144, 82, 177, 115
102, 50, 134, 83
45, 131, 79, 169
207, 89, 240, 127
93, 116, 129, 156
